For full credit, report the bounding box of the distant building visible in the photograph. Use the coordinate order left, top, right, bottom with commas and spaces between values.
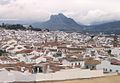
96, 60, 120, 73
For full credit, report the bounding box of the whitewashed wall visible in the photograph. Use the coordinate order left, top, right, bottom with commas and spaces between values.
96, 60, 120, 73
0, 68, 118, 82
35, 69, 104, 81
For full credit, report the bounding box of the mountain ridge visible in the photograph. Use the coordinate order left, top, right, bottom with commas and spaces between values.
1, 13, 120, 34
84, 21, 120, 34
32, 13, 120, 34
32, 13, 84, 31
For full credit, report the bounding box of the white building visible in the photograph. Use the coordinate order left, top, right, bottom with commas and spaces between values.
61, 57, 85, 68
96, 60, 120, 73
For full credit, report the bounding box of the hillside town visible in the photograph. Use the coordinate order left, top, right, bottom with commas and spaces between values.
0, 28, 120, 82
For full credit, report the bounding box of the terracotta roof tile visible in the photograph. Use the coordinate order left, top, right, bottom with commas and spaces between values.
16, 49, 33, 54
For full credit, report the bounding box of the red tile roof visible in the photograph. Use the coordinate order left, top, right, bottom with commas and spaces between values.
111, 59, 120, 65
16, 49, 33, 54
31, 56, 41, 60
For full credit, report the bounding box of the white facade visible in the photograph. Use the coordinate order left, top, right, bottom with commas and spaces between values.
96, 60, 120, 73
62, 59, 85, 68
0, 68, 107, 82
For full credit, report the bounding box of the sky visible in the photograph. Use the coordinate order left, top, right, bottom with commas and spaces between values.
0, 0, 120, 25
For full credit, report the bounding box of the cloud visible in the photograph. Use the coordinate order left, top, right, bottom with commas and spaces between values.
0, 0, 120, 24
73, 10, 120, 25
0, 0, 15, 5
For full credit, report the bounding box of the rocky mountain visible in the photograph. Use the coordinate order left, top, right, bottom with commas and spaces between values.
1, 13, 120, 34
32, 13, 120, 34
32, 13, 84, 31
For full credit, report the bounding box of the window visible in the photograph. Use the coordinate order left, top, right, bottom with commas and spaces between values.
39, 67, 43, 73
86, 66, 89, 69
116, 70, 118, 72
110, 69, 112, 72
75, 63, 77, 66
92, 66, 95, 68
106, 69, 107, 71
71, 63, 73, 65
